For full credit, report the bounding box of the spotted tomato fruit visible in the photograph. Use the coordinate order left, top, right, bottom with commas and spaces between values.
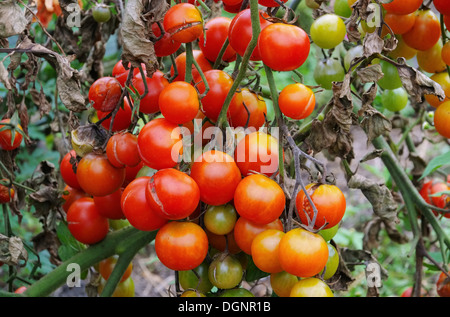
258, 23, 310, 71
145, 168, 200, 220
67, 197, 109, 245
296, 183, 346, 229
155, 221, 209, 271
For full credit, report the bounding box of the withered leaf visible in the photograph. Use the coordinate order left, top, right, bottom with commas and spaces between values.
0, 234, 28, 267
0, 1, 28, 38
121, 0, 169, 78
30, 86, 52, 118
15, 37, 86, 112
306, 82, 355, 161
356, 64, 384, 84
0, 61, 11, 90
395, 58, 446, 103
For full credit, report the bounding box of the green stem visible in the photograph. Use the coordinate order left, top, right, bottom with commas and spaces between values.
212, 38, 230, 70
22, 227, 157, 297
185, 42, 194, 84
215, 0, 260, 129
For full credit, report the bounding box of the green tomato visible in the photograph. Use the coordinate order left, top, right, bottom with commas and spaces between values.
381, 87, 409, 112
219, 288, 255, 297
314, 58, 345, 90
321, 243, 339, 280
178, 262, 213, 294
208, 253, 243, 290
92, 4, 111, 23
318, 223, 339, 241
310, 14, 347, 49
203, 204, 237, 235
344, 45, 364, 71
375, 59, 403, 90
334, 0, 352, 18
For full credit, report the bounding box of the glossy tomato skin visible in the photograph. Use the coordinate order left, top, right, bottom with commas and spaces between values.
208, 253, 243, 289
233, 216, 283, 255
152, 23, 182, 57
106, 132, 141, 168
251, 229, 285, 273
278, 83, 316, 120
190, 150, 242, 206
145, 168, 200, 220
270, 271, 299, 297
227, 88, 267, 129
382, 0, 422, 15
131, 70, 169, 114
199, 17, 236, 63
258, 23, 310, 71
435, 0, 450, 15
137, 118, 183, 170
155, 221, 209, 271
310, 14, 346, 50
121, 176, 168, 231
67, 197, 109, 245
296, 183, 346, 229
159, 81, 199, 125
112, 60, 143, 87
163, 3, 203, 43
314, 58, 345, 90
383, 11, 416, 35
290, 277, 334, 297
89, 77, 122, 112
203, 204, 237, 235
76, 153, 126, 197
170, 50, 212, 82
93, 188, 125, 220
197, 69, 234, 122
434, 101, 450, 139
60, 150, 82, 190
278, 228, 329, 278
62, 185, 87, 213
234, 131, 280, 177
0, 119, 23, 151
234, 174, 285, 225
228, 9, 271, 61
402, 10, 441, 52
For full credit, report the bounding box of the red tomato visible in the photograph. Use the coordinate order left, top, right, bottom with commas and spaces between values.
62, 185, 87, 213
436, 270, 450, 297
163, 3, 203, 43
121, 176, 168, 231
258, 23, 310, 71
0, 119, 23, 151
206, 228, 242, 254
155, 221, 209, 271
131, 70, 169, 114
234, 131, 280, 177
88, 77, 122, 112
278, 83, 316, 120
402, 10, 441, 51
296, 183, 347, 229
233, 216, 283, 255
170, 50, 212, 82
383, 11, 416, 35
151, 22, 182, 57
199, 17, 236, 63
196, 69, 234, 122
60, 150, 82, 190
434, 0, 450, 16
145, 168, 200, 220
228, 9, 272, 61
382, 0, 422, 15
67, 197, 109, 245
278, 228, 329, 278
190, 150, 242, 206
93, 188, 125, 220
106, 131, 141, 168
137, 118, 183, 170
96, 98, 133, 132
159, 81, 200, 125
76, 153, 126, 197
112, 60, 144, 87
258, 0, 288, 7
0, 181, 14, 204
234, 174, 285, 225
227, 88, 267, 129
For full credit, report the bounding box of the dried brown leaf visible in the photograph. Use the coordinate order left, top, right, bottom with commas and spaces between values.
0, 1, 29, 38
0, 234, 28, 267
30, 86, 52, 118
356, 64, 384, 83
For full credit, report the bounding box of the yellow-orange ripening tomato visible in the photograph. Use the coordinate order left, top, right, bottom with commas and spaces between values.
296, 183, 346, 230
278, 228, 329, 278
416, 40, 446, 74
425, 72, 450, 108
290, 277, 334, 297
251, 229, 285, 273
434, 101, 450, 139
234, 174, 285, 225
278, 83, 316, 120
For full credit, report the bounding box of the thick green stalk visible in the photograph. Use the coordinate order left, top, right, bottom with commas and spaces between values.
21, 227, 156, 297
215, 0, 260, 129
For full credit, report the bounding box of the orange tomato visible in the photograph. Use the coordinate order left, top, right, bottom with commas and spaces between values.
402, 10, 441, 52
434, 101, 450, 139
425, 72, 450, 108
251, 229, 285, 273
417, 40, 446, 74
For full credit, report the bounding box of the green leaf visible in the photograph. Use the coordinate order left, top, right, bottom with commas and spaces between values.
419, 151, 450, 181
56, 221, 85, 261
244, 255, 270, 282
